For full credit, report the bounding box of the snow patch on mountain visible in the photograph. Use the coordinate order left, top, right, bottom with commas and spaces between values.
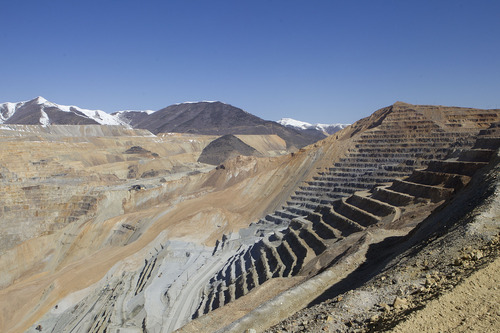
34, 96, 48, 104
112, 109, 156, 126
114, 110, 156, 115
0, 102, 22, 122
39, 110, 50, 126
278, 118, 313, 130
174, 101, 219, 105
37, 97, 128, 126
278, 118, 350, 135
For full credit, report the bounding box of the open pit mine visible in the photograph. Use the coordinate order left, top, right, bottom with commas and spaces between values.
0, 101, 499, 332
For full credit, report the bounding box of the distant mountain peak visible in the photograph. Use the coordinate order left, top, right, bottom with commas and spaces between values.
0, 97, 344, 145
134, 101, 322, 148
175, 100, 220, 105
278, 117, 350, 135
34, 96, 49, 104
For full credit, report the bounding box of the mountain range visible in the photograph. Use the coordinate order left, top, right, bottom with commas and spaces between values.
0, 97, 347, 148
277, 117, 349, 135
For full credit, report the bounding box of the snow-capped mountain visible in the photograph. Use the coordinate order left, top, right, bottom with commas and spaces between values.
112, 109, 156, 127
0, 97, 130, 127
278, 118, 350, 135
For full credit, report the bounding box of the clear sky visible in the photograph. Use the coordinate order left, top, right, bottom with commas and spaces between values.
1, 1, 499, 124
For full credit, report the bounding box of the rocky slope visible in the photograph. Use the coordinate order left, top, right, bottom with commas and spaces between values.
266, 146, 500, 332
0, 102, 499, 333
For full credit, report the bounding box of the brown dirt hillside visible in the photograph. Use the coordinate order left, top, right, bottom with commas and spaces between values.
0, 126, 330, 333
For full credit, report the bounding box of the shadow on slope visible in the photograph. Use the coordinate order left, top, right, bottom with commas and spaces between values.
309, 150, 499, 308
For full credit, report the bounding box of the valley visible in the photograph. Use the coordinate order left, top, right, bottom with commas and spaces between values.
0, 101, 499, 332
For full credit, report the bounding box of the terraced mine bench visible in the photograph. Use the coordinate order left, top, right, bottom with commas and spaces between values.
255, 104, 491, 233
189, 121, 500, 332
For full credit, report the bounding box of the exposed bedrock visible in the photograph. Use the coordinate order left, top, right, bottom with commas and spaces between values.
185, 121, 500, 332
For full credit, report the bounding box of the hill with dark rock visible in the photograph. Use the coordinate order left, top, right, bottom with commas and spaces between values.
197, 134, 259, 165
134, 101, 320, 149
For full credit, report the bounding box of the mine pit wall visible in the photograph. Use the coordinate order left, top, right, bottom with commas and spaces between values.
4, 108, 500, 333
266, 147, 500, 333
23, 236, 234, 333
0, 170, 216, 290
0, 188, 121, 289
183, 145, 498, 332
0, 125, 221, 292
1, 133, 329, 333
0, 184, 98, 253
278, 104, 500, 218
180, 108, 500, 330
254, 108, 487, 241
15, 149, 334, 331
0, 124, 155, 138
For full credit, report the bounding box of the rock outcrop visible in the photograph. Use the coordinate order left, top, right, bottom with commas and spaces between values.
197, 134, 259, 165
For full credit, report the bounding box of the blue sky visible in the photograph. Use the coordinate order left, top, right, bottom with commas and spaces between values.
1, 1, 499, 124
